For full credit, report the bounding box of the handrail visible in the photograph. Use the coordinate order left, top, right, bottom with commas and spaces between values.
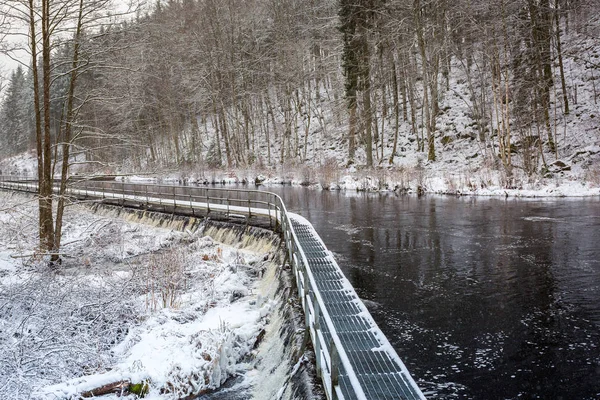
0, 178, 372, 400
280, 200, 369, 400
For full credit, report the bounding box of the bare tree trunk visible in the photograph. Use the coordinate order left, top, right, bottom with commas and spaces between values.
189, 110, 201, 163
262, 95, 272, 165
554, 0, 569, 115
363, 79, 374, 167
407, 53, 419, 150
40, 0, 55, 254
303, 83, 311, 161
491, 44, 504, 165
360, 22, 374, 167
389, 55, 400, 165
502, 5, 512, 174
218, 106, 232, 168
415, 0, 435, 161
348, 97, 357, 164
266, 95, 278, 164
28, 0, 44, 243
171, 118, 181, 165
529, 0, 555, 151
55, 0, 85, 258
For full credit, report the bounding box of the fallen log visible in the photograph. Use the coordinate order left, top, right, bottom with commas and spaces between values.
79, 380, 129, 398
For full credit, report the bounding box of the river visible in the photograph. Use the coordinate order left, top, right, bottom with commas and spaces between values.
266, 187, 600, 400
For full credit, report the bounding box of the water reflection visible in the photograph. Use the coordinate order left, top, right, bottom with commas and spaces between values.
267, 187, 600, 399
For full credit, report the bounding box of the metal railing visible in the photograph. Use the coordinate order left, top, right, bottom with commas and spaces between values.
0, 177, 283, 228
0, 177, 380, 400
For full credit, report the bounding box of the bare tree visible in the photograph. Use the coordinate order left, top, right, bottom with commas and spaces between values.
1, 0, 140, 263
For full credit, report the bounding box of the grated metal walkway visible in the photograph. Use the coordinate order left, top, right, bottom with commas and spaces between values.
290, 216, 425, 400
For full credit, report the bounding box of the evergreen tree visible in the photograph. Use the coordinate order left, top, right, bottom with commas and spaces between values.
0, 66, 29, 157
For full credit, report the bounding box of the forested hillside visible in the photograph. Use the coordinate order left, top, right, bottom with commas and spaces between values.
1, 0, 599, 192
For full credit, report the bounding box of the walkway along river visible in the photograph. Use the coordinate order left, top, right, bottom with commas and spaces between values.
267, 187, 600, 400
1, 178, 598, 399
0, 178, 426, 399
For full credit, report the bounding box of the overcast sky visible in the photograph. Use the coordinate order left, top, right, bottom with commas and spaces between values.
1, 0, 141, 87
1, 6, 30, 88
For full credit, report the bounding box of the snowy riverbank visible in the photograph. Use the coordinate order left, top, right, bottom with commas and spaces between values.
2, 146, 599, 198
117, 162, 600, 198
0, 191, 316, 399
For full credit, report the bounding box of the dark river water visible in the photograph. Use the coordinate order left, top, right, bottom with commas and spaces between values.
266, 187, 600, 400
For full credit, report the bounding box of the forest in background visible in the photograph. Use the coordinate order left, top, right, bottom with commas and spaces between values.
1, 1, 599, 395
1, 0, 599, 185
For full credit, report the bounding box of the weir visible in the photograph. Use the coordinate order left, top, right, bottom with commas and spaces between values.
0, 177, 426, 400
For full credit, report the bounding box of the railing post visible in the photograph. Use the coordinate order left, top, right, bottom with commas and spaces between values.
286, 233, 298, 270
313, 300, 322, 377
330, 342, 340, 400
292, 254, 301, 297
303, 266, 311, 329
268, 202, 272, 229
304, 288, 311, 329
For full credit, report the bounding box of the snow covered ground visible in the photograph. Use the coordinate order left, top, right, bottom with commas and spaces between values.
0, 191, 284, 399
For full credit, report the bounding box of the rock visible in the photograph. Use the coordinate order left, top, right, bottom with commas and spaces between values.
255, 175, 266, 185
550, 160, 571, 172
